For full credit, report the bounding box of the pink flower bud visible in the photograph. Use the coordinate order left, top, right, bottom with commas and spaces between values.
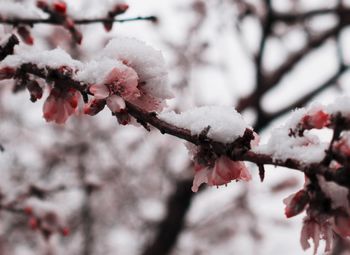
43, 87, 79, 124
60, 227, 70, 236
284, 189, 309, 218
28, 217, 38, 230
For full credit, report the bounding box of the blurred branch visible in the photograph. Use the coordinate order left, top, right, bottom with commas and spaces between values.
7, 63, 350, 185
237, 25, 344, 114
141, 180, 194, 255
274, 6, 350, 24
0, 16, 157, 26
254, 0, 273, 114
266, 64, 350, 121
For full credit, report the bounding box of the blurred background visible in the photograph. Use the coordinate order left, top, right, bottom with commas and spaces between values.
1, 0, 350, 254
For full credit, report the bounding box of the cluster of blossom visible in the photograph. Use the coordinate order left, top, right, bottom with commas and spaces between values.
24, 198, 70, 238
0, 36, 172, 125
0, 0, 129, 45
3, 2, 350, 252
160, 106, 259, 192
190, 154, 252, 192
275, 102, 350, 254
0, 184, 70, 239
187, 130, 260, 192
36, 0, 83, 44
284, 176, 350, 254
253, 105, 330, 164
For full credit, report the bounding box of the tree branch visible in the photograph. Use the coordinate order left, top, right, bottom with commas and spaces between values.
141, 180, 194, 255
8, 63, 350, 188
0, 16, 157, 26
266, 64, 350, 121
0, 34, 19, 61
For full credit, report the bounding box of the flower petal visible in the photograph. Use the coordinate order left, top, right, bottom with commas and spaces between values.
89, 84, 109, 99
107, 95, 125, 113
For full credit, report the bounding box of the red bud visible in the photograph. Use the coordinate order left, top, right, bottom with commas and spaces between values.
53, 1, 67, 14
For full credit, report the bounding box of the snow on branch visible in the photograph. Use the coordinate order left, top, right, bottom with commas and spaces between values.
2, 25, 350, 254
1, 38, 350, 188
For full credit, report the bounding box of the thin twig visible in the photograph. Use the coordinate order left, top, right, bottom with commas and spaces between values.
0, 16, 157, 26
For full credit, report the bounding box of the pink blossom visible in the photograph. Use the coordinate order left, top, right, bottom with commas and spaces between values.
43, 88, 79, 124
106, 95, 125, 113
191, 156, 251, 192
192, 164, 210, 192
300, 217, 333, 254
88, 66, 139, 113
128, 88, 165, 112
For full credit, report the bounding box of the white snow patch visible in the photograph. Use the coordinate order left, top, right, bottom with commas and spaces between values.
326, 96, 350, 116
253, 108, 327, 163
67, 0, 127, 19
76, 57, 126, 84
101, 37, 173, 99
0, 2, 47, 19
159, 106, 248, 143
1, 45, 82, 69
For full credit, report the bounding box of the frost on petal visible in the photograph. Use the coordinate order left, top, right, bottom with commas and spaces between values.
77, 58, 124, 84
89, 84, 110, 99
191, 164, 209, 192
106, 95, 125, 113
101, 37, 173, 100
